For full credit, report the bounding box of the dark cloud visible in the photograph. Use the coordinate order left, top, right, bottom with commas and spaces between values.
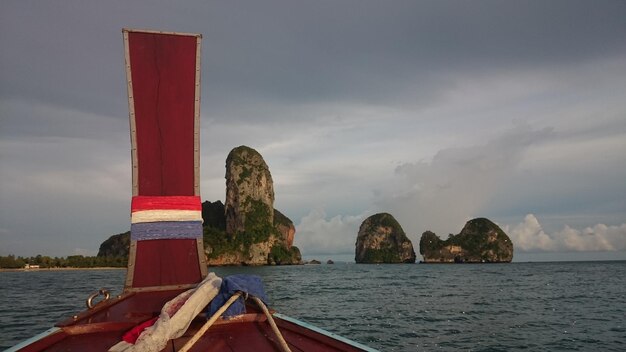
2, 1, 625, 122
201, 0, 626, 109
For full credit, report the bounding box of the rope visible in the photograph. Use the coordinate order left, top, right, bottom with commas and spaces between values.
178, 292, 292, 352
250, 296, 293, 352
178, 292, 242, 352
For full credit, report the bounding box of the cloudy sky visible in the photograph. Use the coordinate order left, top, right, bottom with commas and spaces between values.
1, 0, 625, 261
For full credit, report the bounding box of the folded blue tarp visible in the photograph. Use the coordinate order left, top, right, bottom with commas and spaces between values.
207, 274, 269, 318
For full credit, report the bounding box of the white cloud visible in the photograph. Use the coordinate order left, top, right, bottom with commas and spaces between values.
506, 214, 554, 251
293, 209, 366, 255
375, 123, 554, 237
506, 214, 626, 252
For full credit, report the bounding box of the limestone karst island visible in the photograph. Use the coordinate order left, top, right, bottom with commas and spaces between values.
355, 213, 416, 263
353, 214, 513, 264
99, 145, 301, 266
419, 218, 514, 263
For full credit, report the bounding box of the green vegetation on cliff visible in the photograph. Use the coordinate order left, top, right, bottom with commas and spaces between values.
202, 227, 231, 259
242, 198, 274, 243
202, 200, 300, 264
203, 199, 275, 259
98, 231, 130, 257
226, 145, 259, 166
419, 231, 443, 253
202, 200, 226, 230
273, 208, 292, 228
268, 244, 301, 265
201, 200, 244, 259
363, 213, 403, 234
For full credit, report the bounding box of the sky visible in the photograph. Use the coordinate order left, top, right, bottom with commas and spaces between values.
1, 0, 625, 262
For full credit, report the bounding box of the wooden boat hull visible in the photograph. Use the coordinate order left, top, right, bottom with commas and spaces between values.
9, 288, 376, 351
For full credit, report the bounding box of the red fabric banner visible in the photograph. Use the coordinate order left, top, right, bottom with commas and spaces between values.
125, 30, 204, 289
128, 32, 197, 196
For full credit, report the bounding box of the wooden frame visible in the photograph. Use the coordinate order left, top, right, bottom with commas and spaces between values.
122, 29, 207, 290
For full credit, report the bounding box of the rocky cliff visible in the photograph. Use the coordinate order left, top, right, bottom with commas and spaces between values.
419, 218, 513, 263
273, 209, 295, 247
225, 146, 274, 235
97, 231, 130, 257
355, 213, 416, 263
204, 146, 301, 265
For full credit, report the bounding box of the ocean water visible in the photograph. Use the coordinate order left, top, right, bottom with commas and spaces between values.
1, 261, 625, 351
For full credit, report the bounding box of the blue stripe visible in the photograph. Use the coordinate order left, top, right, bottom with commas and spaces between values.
131, 221, 203, 241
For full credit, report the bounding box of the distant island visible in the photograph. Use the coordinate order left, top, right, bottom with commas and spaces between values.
0, 254, 126, 269
419, 218, 513, 263
350, 214, 513, 264
355, 213, 416, 263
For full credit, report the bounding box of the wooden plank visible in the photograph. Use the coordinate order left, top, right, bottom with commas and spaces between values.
123, 29, 205, 288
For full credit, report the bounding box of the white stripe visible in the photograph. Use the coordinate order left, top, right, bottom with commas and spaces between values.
131, 210, 203, 224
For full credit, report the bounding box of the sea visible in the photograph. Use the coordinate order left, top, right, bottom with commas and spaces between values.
1, 261, 625, 351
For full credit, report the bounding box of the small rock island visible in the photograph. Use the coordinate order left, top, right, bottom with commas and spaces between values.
204, 146, 301, 265
355, 213, 416, 263
419, 218, 513, 263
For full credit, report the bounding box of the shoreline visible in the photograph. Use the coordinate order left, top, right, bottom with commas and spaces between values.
0, 267, 126, 272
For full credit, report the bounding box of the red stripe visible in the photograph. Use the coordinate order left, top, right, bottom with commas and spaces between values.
131, 196, 201, 212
